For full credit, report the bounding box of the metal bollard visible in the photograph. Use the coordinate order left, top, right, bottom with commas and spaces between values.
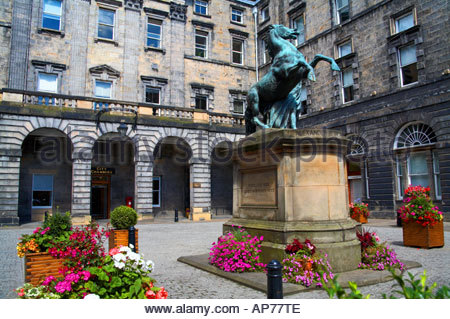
396, 212, 402, 227
44, 211, 49, 223
267, 259, 283, 299
128, 226, 136, 252
174, 209, 179, 222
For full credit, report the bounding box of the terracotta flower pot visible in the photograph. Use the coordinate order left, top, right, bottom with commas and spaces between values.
25, 252, 63, 285
352, 214, 368, 224
402, 220, 444, 248
109, 228, 139, 252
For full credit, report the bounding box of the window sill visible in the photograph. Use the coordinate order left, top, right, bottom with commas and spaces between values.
399, 81, 419, 89
230, 21, 246, 27
38, 27, 65, 38
335, 52, 356, 63
387, 25, 420, 42
94, 37, 119, 46
144, 46, 166, 54
193, 12, 211, 19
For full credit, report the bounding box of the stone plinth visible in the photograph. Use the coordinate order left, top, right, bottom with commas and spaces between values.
223, 129, 361, 272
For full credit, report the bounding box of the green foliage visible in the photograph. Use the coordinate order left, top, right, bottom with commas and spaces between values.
383, 269, 450, 299
110, 206, 138, 229
321, 274, 370, 299
43, 210, 72, 237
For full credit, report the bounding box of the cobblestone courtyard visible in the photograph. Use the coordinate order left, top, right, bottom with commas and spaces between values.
1, 219, 449, 299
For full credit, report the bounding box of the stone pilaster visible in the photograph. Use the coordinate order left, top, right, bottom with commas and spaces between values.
0, 151, 21, 226
122, 5, 141, 101
71, 158, 92, 225
189, 162, 211, 221
135, 159, 154, 221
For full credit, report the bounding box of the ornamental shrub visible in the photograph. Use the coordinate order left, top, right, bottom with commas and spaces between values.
43, 210, 72, 237
110, 205, 138, 229
349, 201, 370, 219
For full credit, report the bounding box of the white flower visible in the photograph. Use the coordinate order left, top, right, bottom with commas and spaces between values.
84, 294, 100, 299
113, 253, 126, 262
128, 252, 140, 262
146, 260, 155, 270
129, 244, 134, 249
119, 246, 131, 254
114, 261, 125, 269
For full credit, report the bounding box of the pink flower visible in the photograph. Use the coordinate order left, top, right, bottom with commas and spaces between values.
109, 247, 121, 256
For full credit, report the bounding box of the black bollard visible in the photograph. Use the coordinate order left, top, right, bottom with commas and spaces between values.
44, 211, 49, 223
396, 212, 402, 227
174, 209, 179, 222
128, 226, 136, 252
267, 259, 283, 299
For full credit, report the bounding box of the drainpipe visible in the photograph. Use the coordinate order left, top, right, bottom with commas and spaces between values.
252, 6, 259, 81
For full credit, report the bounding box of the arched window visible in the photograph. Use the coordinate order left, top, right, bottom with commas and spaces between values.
348, 135, 367, 156
394, 122, 440, 200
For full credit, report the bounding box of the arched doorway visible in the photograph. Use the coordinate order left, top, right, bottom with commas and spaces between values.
18, 128, 73, 223
91, 133, 135, 219
152, 137, 192, 218
211, 141, 233, 216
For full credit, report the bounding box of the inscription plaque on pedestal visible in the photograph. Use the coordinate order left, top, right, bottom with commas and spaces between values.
240, 168, 277, 207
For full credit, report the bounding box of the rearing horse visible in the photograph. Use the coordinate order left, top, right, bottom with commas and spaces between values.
245, 24, 340, 134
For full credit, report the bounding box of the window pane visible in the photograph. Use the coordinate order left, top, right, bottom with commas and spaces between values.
401, 63, 418, 85
300, 86, 307, 101
409, 153, 428, 174
99, 8, 114, 25
33, 191, 52, 207
233, 100, 244, 113
339, 42, 352, 57
95, 81, 112, 98
148, 24, 161, 35
195, 0, 208, 15
38, 73, 58, 92
196, 35, 207, 45
337, 0, 349, 8
43, 0, 61, 15
410, 175, 429, 187
153, 178, 160, 191
43, 14, 60, 30
343, 69, 353, 86
145, 87, 160, 104
233, 52, 242, 64
98, 25, 113, 39
343, 86, 354, 102
396, 13, 414, 32
435, 175, 441, 198
195, 96, 207, 109
294, 16, 305, 44
232, 9, 242, 22
33, 175, 53, 190
232, 39, 243, 52
399, 45, 417, 66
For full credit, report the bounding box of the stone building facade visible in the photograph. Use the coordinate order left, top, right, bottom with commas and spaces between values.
255, 0, 450, 219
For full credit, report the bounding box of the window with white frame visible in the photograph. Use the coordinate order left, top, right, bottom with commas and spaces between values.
147, 18, 162, 48
398, 44, 418, 86
231, 8, 243, 23
195, 29, 208, 58
338, 41, 352, 58
394, 11, 415, 34
98, 8, 115, 40
347, 135, 369, 201
95, 80, 112, 99
152, 176, 161, 207
194, 0, 208, 15
336, 0, 350, 24
32, 174, 53, 208
341, 68, 354, 103
394, 123, 440, 200
292, 15, 305, 46
232, 38, 244, 64
260, 6, 269, 22
42, 0, 62, 31
37, 73, 58, 93
145, 87, 160, 104
260, 38, 270, 64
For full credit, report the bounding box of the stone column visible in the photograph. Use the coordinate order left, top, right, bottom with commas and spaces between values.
0, 151, 21, 226
71, 158, 92, 225
122, 6, 141, 101
135, 159, 154, 221
189, 162, 211, 221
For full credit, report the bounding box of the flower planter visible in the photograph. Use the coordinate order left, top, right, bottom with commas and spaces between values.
25, 252, 63, 286
402, 220, 444, 248
109, 229, 139, 252
352, 214, 368, 224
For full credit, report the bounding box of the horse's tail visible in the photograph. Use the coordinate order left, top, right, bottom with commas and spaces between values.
245, 105, 256, 135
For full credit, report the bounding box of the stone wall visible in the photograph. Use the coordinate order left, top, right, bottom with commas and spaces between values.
0, 0, 12, 89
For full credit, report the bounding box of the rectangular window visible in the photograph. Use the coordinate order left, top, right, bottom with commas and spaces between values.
231, 8, 243, 23
38, 73, 58, 93
396, 157, 404, 200
292, 15, 305, 46
195, 95, 208, 110
260, 6, 269, 22
336, 0, 350, 24
98, 8, 115, 40
433, 152, 441, 200
152, 176, 161, 207
233, 100, 244, 114
42, 0, 62, 31
147, 18, 162, 48
260, 38, 270, 64
342, 68, 354, 103
232, 38, 244, 64
408, 152, 429, 187
364, 160, 370, 199
95, 80, 112, 98
299, 86, 307, 115
195, 30, 208, 58
398, 44, 418, 86
338, 41, 352, 58
194, 0, 208, 15
32, 174, 53, 208
395, 12, 415, 33
145, 87, 160, 104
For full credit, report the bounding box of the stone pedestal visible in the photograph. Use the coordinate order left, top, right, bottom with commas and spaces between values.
223, 129, 361, 273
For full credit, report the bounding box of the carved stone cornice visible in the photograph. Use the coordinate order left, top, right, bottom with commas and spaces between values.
170, 2, 187, 22
124, 0, 143, 11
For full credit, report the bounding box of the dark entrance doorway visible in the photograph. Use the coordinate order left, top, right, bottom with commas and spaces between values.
91, 175, 111, 219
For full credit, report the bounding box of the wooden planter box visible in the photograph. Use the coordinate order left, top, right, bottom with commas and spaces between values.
25, 252, 64, 286
109, 229, 139, 252
403, 220, 444, 248
352, 214, 368, 224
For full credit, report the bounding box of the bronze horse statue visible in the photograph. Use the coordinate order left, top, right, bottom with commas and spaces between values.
245, 24, 341, 134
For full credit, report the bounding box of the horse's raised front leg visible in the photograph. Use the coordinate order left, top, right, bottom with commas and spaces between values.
310, 54, 341, 71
